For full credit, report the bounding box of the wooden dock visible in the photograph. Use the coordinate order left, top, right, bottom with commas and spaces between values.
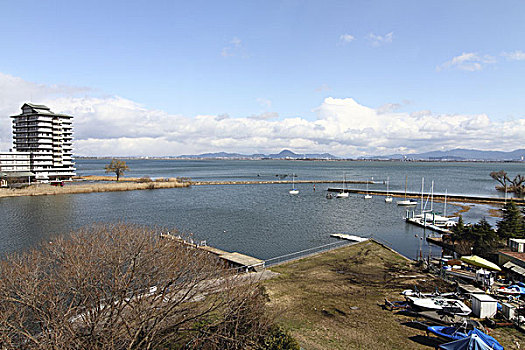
160, 233, 265, 272
426, 237, 455, 250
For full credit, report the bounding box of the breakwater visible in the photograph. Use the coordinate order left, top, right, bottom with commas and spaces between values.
192, 179, 371, 186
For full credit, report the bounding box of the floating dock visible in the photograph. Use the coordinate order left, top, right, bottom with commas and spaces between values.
406, 218, 452, 234
330, 233, 368, 242
426, 237, 455, 250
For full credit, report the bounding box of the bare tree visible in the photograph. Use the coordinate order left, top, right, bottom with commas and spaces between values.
490, 170, 509, 188
105, 159, 129, 181
510, 174, 525, 196
0, 224, 283, 349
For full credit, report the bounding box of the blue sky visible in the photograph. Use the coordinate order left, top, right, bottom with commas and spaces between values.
0, 1, 524, 156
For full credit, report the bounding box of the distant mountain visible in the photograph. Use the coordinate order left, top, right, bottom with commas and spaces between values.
367, 148, 525, 161
176, 149, 338, 160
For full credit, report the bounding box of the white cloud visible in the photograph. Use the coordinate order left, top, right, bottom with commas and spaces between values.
437, 52, 496, 71
256, 97, 272, 109
1, 73, 524, 157
247, 112, 279, 120
339, 33, 355, 44
377, 103, 401, 114
502, 50, 525, 61
367, 32, 393, 47
315, 84, 331, 92
221, 37, 243, 57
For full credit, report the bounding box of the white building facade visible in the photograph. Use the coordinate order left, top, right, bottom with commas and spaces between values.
0, 151, 31, 172
9, 103, 76, 181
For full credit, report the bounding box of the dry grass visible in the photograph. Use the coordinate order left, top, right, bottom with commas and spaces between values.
263, 240, 523, 349
78, 175, 183, 182
0, 180, 190, 198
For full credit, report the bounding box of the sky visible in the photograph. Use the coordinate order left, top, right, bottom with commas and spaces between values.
0, 0, 524, 157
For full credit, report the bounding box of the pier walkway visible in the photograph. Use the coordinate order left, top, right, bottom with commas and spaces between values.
327, 187, 524, 205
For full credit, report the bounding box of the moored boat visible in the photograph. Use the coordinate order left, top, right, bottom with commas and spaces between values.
336, 173, 349, 198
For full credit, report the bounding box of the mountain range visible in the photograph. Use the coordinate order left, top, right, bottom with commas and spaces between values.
176, 149, 338, 159
176, 148, 525, 161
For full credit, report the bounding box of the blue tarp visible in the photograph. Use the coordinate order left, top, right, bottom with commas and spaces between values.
431, 327, 504, 350
469, 329, 504, 350
438, 334, 492, 350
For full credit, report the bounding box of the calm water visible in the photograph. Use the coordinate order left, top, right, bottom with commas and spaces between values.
1, 160, 523, 260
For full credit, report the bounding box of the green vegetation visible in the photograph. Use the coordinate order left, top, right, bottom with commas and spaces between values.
447, 201, 525, 258
497, 201, 525, 238
105, 159, 130, 181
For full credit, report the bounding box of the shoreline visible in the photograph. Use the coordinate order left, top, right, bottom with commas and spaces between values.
0, 178, 190, 198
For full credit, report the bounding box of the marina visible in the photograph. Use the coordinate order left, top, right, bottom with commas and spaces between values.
327, 187, 525, 205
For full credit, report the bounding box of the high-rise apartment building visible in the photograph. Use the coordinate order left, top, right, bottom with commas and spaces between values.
10, 103, 76, 181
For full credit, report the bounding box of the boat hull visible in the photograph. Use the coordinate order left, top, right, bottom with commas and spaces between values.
397, 200, 417, 206
408, 297, 472, 316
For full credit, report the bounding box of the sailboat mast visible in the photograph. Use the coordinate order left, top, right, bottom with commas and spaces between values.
420, 177, 424, 215
404, 175, 407, 200
444, 189, 448, 217
430, 181, 434, 212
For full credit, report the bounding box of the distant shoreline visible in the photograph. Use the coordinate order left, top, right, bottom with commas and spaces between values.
75, 156, 525, 163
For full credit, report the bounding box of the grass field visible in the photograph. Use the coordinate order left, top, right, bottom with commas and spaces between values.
264, 240, 524, 349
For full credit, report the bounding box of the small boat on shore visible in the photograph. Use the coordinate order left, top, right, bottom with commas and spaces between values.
427, 325, 468, 342
407, 296, 472, 316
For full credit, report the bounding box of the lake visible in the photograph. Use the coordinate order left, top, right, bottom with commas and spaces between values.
1, 159, 522, 260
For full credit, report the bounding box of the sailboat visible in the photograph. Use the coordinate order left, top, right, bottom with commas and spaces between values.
364, 178, 372, 199
412, 180, 454, 227
289, 174, 299, 195
397, 176, 417, 206
384, 177, 392, 202
336, 173, 349, 198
